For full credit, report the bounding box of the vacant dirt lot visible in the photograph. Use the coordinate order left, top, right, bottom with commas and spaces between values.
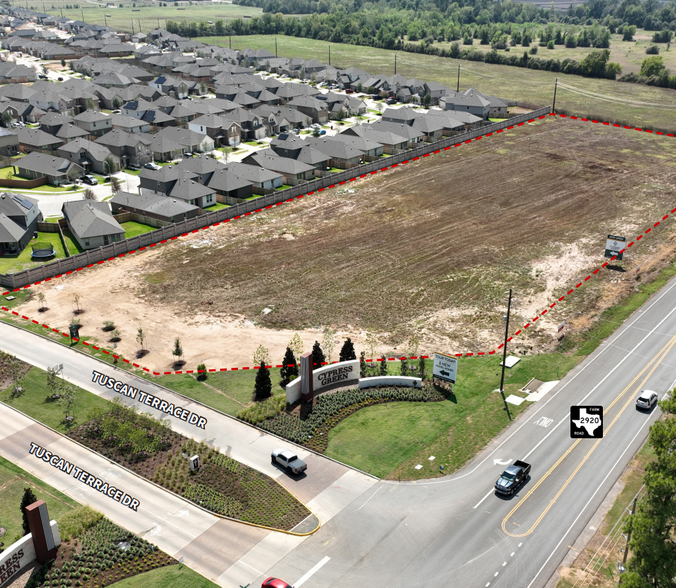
15, 119, 676, 369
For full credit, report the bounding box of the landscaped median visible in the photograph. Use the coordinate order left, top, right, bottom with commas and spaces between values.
0, 353, 314, 533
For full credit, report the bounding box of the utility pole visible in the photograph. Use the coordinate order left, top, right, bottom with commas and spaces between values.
229, 34, 232, 49
456, 63, 460, 92
499, 289, 513, 420
81, 8, 84, 22
60, 7, 63, 17
552, 77, 558, 113
618, 496, 638, 584
157, 17, 160, 29
328, 44, 330, 66
104, 14, 107, 26
275, 36, 277, 58
138, 19, 141, 33
394, 53, 397, 74
131, 18, 134, 34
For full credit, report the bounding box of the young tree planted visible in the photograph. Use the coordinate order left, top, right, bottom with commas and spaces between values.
172, 337, 183, 365
20, 487, 38, 535
311, 341, 325, 368
339, 338, 356, 362
254, 362, 272, 400
280, 347, 298, 388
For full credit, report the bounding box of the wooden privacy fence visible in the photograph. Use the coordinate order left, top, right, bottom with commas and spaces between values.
0, 106, 552, 291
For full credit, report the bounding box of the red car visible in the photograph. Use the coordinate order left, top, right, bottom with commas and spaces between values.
262, 579, 293, 588
345, 88, 354, 94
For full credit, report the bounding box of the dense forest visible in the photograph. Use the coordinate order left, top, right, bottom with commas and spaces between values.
167, 0, 676, 87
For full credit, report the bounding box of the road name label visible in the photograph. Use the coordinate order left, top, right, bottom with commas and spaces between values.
91, 370, 207, 429
29, 442, 140, 511
570, 405, 603, 438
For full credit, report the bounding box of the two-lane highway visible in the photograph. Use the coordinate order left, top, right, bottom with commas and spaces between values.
261, 273, 676, 588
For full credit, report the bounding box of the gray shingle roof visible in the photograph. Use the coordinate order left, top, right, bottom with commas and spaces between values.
63, 200, 124, 239
111, 190, 198, 218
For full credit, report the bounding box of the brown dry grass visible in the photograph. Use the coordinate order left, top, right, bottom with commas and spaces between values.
15, 118, 676, 369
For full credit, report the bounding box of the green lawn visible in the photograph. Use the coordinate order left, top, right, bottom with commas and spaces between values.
0, 232, 67, 275
120, 221, 157, 239
154, 369, 286, 417
0, 456, 80, 546
0, 166, 14, 178
0, 366, 112, 434
123, 168, 142, 176
326, 353, 581, 479
199, 34, 676, 132
62, 228, 83, 255
275, 184, 293, 190
105, 563, 219, 588
244, 140, 264, 146
203, 202, 229, 212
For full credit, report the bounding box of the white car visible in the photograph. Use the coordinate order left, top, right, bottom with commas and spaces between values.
636, 390, 658, 410
271, 448, 307, 475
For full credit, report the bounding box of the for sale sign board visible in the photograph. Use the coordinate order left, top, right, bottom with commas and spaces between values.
605, 235, 626, 261
433, 353, 458, 384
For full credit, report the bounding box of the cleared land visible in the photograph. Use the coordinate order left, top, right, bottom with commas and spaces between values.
12, 118, 676, 369
200, 34, 676, 132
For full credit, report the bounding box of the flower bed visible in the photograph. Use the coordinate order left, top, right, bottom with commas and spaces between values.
26, 514, 173, 588
68, 401, 310, 530
256, 385, 445, 450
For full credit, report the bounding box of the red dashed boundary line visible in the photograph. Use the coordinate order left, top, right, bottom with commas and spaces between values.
1, 112, 673, 374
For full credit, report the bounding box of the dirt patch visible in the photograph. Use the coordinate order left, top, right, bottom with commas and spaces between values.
14, 119, 676, 369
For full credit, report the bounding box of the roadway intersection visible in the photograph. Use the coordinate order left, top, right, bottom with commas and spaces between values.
2, 271, 676, 587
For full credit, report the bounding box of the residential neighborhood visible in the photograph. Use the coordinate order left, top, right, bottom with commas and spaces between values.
0, 6, 515, 273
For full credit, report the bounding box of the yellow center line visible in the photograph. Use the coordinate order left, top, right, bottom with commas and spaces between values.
501, 333, 676, 537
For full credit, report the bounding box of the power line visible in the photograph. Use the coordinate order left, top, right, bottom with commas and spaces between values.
558, 82, 676, 109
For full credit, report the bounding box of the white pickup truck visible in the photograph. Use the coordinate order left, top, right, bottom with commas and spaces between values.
271, 448, 308, 475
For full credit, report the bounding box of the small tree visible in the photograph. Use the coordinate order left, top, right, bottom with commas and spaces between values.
196, 363, 207, 381
72, 293, 82, 314
379, 355, 388, 376
311, 341, 325, 367
110, 176, 122, 194
252, 344, 271, 367
59, 383, 76, 425
339, 338, 356, 363
322, 327, 336, 364
83, 188, 96, 201
172, 337, 183, 365
136, 326, 146, 353
112, 97, 122, 109
46, 365, 62, 399
280, 347, 298, 388
359, 350, 367, 377
365, 331, 379, 360
299, 66, 306, 79
254, 362, 272, 400
61, 58, 66, 67
102, 320, 115, 332
418, 356, 426, 381
1, 110, 13, 128
37, 292, 46, 312
110, 329, 121, 343
86, 98, 96, 111
104, 156, 115, 176
422, 92, 432, 107
20, 487, 38, 535
400, 358, 409, 376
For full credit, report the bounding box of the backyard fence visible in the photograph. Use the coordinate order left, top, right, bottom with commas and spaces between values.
0, 106, 552, 291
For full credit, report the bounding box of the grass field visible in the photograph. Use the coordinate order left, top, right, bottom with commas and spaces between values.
0, 455, 79, 546
43, 0, 262, 35
103, 564, 218, 588
326, 353, 580, 479
0, 365, 112, 433
62, 228, 83, 254
0, 232, 67, 275
121, 220, 157, 239
199, 34, 676, 131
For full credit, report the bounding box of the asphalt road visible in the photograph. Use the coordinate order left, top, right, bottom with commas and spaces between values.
2, 271, 676, 587
261, 273, 676, 588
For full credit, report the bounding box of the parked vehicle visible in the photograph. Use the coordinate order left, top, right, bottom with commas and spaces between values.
319, 130, 326, 135
271, 448, 307, 475
38, 74, 48, 80
372, 94, 380, 100
144, 162, 161, 170
636, 390, 658, 410
386, 98, 397, 105
81, 175, 98, 185
495, 460, 531, 496
345, 88, 354, 94
262, 578, 293, 588
57, 77, 63, 81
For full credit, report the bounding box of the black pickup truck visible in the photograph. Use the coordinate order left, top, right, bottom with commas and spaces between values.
495, 460, 531, 495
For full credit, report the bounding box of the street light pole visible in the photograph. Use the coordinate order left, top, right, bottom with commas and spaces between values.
499, 288, 513, 420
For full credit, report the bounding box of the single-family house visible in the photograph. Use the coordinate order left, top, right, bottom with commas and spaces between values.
224, 162, 283, 194
206, 169, 252, 203
72, 110, 112, 138
243, 151, 315, 186
16, 127, 64, 153
0, 127, 20, 156
0, 192, 42, 254
111, 191, 199, 223
62, 200, 125, 250
57, 138, 119, 175
16, 152, 83, 185
95, 129, 154, 169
